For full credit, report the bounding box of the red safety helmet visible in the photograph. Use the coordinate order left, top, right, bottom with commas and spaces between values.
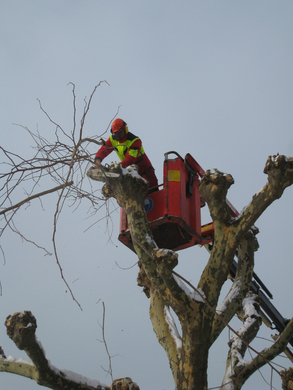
111, 118, 126, 133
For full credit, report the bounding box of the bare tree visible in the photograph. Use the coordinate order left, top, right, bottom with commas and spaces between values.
0, 82, 109, 306
1, 85, 293, 390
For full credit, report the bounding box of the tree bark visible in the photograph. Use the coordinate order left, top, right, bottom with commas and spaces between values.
2, 311, 109, 390
281, 367, 293, 390
87, 156, 293, 390
233, 317, 293, 389
211, 229, 258, 344
221, 293, 262, 390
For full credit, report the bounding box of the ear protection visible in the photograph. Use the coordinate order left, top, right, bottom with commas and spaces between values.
111, 132, 118, 140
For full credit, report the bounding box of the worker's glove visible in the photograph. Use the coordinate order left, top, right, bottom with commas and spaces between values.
94, 157, 102, 168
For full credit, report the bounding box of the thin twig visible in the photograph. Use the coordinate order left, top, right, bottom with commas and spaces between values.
101, 302, 113, 381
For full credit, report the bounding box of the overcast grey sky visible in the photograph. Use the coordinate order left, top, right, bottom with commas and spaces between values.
1, 1, 293, 389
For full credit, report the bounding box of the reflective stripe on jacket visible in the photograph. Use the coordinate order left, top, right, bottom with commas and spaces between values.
109, 132, 145, 162
95, 132, 155, 181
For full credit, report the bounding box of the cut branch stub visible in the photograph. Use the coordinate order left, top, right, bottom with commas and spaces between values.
87, 164, 148, 209
5, 311, 37, 350
281, 367, 293, 390
264, 155, 293, 198
110, 377, 140, 390
199, 169, 234, 222
4, 311, 110, 389
153, 248, 178, 272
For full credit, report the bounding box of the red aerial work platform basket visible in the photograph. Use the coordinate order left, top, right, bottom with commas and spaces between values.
119, 151, 213, 252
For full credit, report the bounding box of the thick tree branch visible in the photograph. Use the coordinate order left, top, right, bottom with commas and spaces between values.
232, 155, 293, 242
153, 249, 195, 311
3, 311, 109, 390
233, 316, 293, 389
149, 287, 181, 383
221, 293, 262, 390
0, 354, 39, 381
87, 165, 166, 293
198, 170, 238, 307
210, 230, 258, 344
198, 155, 293, 309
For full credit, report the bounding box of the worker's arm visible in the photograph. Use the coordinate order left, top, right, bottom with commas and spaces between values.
94, 138, 112, 166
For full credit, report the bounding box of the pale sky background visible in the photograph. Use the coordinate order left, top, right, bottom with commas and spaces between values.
1, 1, 293, 390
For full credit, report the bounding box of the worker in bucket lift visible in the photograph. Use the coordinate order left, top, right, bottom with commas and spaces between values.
94, 118, 159, 193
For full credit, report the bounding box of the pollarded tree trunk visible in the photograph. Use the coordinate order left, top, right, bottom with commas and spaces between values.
87, 155, 293, 390
179, 317, 210, 389
89, 164, 212, 389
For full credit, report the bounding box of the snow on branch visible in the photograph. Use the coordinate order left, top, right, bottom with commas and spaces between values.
163, 306, 182, 354
2, 311, 110, 390
172, 273, 206, 304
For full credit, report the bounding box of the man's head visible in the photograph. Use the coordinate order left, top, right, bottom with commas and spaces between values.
111, 118, 127, 141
